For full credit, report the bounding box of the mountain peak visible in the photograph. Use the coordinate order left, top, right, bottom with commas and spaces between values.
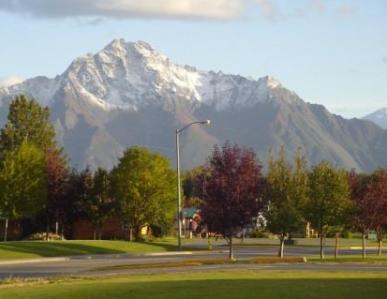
104, 39, 158, 59
363, 108, 387, 129
258, 75, 281, 89
106, 38, 126, 50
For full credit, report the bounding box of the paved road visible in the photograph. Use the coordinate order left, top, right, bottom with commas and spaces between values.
1, 245, 386, 280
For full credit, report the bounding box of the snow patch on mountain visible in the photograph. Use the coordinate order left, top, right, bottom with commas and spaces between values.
0, 75, 60, 107
0, 39, 292, 112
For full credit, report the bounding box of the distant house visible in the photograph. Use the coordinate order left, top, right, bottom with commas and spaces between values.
181, 207, 201, 238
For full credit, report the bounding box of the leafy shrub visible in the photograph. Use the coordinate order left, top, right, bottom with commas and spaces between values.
249, 229, 271, 238
24, 232, 64, 241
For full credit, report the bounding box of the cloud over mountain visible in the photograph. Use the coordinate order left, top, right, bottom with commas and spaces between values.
0, 75, 23, 88
0, 0, 244, 20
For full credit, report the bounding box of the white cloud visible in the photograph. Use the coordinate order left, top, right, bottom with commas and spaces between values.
336, 4, 355, 18
255, 0, 279, 20
0, 75, 23, 88
0, 0, 245, 20
309, 0, 325, 13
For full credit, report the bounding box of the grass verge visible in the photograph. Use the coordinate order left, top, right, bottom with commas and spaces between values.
0, 239, 188, 260
1, 271, 387, 299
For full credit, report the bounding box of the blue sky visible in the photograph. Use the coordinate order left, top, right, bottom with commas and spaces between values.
0, 0, 386, 118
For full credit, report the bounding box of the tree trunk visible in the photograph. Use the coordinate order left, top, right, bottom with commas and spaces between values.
93, 229, 97, 240
4, 218, 9, 242
228, 236, 234, 260
129, 228, 133, 242
207, 233, 212, 250
362, 230, 367, 259
334, 233, 339, 259
378, 240, 383, 256
55, 221, 59, 235
45, 215, 50, 241
278, 234, 285, 258
319, 231, 324, 260
98, 227, 102, 240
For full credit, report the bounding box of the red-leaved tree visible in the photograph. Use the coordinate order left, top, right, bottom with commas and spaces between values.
45, 148, 70, 239
195, 143, 265, 260
350, 169, 387, 257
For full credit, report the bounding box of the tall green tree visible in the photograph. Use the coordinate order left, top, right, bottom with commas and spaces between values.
0, 141, 47, 241
83, 168, 115, 240
0, 95, 64, 240
0, 95, 56, 156
305, 161, 351, 259
111, 147, 176, 240
264, 148, 308, 258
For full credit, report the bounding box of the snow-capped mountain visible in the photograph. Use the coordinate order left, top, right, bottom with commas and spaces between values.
363, 108, 387, 129
0, 39, 386, 171
0, 39, 291, 112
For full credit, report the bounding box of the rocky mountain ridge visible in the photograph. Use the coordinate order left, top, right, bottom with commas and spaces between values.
0, 39, 386, 171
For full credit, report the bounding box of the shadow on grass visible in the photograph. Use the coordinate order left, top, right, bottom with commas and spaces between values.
0, 241, 125, 257
2, 278, 387, 299
0, 240, 181, 258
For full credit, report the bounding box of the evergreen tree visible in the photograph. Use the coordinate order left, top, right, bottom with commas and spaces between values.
83, 168, 115, 240
63, 168, 94, 237
0, 95, 56, 156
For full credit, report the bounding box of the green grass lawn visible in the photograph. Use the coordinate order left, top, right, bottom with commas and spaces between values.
1, 271, 387, 299
0, 237, 384, 261
0, 239, 183, 260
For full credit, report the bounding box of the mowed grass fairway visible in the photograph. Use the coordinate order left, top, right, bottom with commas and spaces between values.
0, 239, 180, 260
1, 271, 387, 299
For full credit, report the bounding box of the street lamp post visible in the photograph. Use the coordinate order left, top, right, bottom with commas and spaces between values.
176, 120, 210, 249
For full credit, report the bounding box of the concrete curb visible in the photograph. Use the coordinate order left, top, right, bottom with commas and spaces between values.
0, 257, 69, 266
348, 246, 379, 250
143, 251, 194, 256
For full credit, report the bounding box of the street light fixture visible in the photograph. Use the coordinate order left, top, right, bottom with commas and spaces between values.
176, 120, 211, 249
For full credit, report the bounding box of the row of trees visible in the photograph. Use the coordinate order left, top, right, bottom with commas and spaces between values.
0, 96, 176, 241
191, 144, 387, 260
1, 95, 386, 262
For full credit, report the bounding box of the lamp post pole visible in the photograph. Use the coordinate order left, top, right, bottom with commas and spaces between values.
176, 120, 210, 250
176, 129, 182, 249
